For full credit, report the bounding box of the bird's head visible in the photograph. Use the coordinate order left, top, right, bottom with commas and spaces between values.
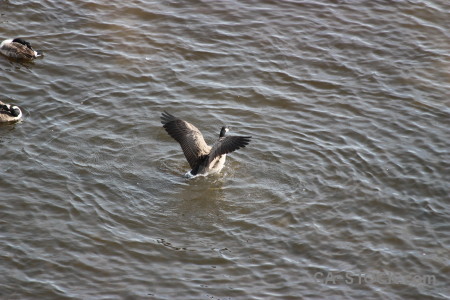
219, 126, 230, 137
10, 105, 22, 117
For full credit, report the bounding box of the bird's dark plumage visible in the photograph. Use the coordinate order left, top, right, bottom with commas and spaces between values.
0, 38, 42, 60
160, 111, 251, 176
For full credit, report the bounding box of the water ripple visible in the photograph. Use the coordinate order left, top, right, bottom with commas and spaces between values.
1, 0, 449, 299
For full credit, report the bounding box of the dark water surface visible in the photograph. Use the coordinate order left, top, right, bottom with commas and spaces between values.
1, 1, 449, 299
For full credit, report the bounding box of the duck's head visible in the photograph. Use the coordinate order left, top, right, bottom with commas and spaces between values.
10, 105, 22, 117
12, 38, 33, 50
219, 126, 230, 138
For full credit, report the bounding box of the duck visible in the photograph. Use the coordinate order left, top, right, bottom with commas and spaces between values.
0, 38, 42, 59
0, 101, 22, 123
161, 111, 251, 177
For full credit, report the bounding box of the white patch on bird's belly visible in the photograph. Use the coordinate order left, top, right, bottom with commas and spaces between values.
184, 171, 196, 178
207, 155, 227, 174
184, 155, 227, 178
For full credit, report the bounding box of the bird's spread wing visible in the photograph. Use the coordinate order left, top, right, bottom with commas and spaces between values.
207, 136, 251, 164
161, 111, 211, 169
3, 42, 35, 59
